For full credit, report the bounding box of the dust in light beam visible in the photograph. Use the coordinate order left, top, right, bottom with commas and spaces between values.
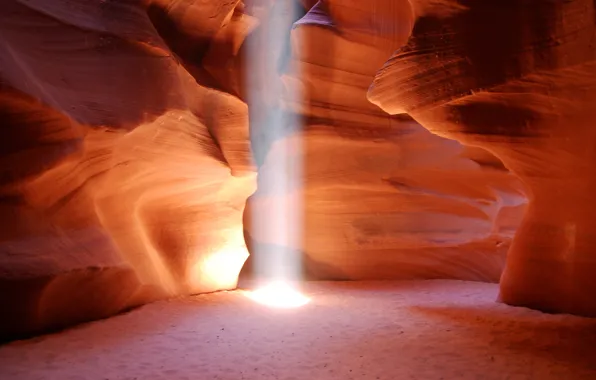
244, 1, 308, 307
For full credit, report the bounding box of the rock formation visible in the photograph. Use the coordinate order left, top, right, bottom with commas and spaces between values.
0, 0, 255, 340
244, 1, 526, 281
369, 0, 596, 316
4, 0, 569, 340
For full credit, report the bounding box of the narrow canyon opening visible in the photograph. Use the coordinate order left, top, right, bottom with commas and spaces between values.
1, 0, 596, 379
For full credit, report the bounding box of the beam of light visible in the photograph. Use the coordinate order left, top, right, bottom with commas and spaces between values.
245, 1, 307, 304
245, 281, 310, 308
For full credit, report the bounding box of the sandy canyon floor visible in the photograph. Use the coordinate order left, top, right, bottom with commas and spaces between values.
1, 280, 596, 380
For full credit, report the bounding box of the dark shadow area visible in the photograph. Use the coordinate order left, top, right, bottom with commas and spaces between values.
0, 267, 163, 343
447, 100, 544, 138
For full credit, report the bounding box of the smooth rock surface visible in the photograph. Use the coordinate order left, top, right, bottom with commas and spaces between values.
369, 0, 596, 315
245, 1, 526, 282
0, 0, 254, 340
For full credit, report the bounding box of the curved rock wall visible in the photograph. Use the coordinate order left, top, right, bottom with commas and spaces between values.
244, 1, 526, 281
0, 0, 254, 340
0, 0, 545, 340
369, 0, 596, 316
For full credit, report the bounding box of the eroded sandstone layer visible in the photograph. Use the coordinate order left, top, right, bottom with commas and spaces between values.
0, 0, 536, 340
0, 0, 255, 340
244, 1, 526, 281
369, 0, 596, 316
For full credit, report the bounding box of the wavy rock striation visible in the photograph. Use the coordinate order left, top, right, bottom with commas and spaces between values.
0, 0, 254, 340
244, 1, 526, 282
369, 0, 596, 316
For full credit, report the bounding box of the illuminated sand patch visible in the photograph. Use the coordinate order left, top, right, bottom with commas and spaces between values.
245, 281, 310, 308
2, 281, 595, 380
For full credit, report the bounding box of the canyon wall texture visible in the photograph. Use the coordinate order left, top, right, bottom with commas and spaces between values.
369, 0, 596, 316
0, 0, 255, 340
0, 0, 538, 340
244, 1, 525, 281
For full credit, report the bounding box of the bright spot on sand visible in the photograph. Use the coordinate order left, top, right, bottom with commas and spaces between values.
246, 281, 310, 308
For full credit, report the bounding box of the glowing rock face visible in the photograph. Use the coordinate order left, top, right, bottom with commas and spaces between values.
244, 0, 526, 283
0, 0, 255, 340
368, 0, 596, 316
246, 282, 310, 309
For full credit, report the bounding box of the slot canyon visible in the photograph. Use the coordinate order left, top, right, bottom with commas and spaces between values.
0, 0, 595, 379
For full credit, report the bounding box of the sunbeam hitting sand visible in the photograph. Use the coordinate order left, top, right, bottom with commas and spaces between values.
2, 1, 596, 379
2, 281, 596, 380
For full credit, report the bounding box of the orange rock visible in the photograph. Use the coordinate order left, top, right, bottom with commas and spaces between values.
245, 2, 525, 282
0, 0, 254, 340
369, 0, 596, 316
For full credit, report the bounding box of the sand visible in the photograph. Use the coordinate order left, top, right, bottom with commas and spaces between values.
1, 280, 595, 380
